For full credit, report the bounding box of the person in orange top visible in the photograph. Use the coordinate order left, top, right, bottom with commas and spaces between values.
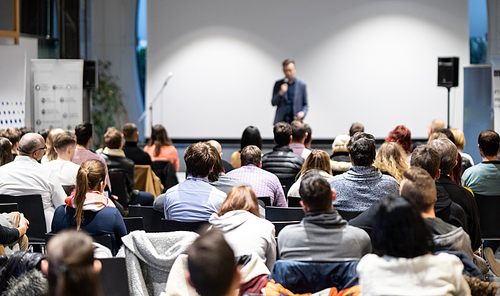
144, 124, 180, 171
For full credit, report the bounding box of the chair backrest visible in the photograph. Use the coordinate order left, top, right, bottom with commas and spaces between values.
151, 161, 179, 192
272, 221, 300, 236
0, 194, 46, 242
100, 257, 130, 296
160, 219, 208, 233
474, 194, 500, 239
265, 207, 305, 222
62, 185, 75, 196
279, 177, 296, 196
337, 210, 362, 221
123, 217, 145, 233
258, 196, 271, 207
128, 205, 163, 232
0, 203, 18, 213
288, 196, 301, 207
45, 233, 113, 251
108, 170, 130, 208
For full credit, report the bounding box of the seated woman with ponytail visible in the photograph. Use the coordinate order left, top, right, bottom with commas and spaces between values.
52, 159, 127, 255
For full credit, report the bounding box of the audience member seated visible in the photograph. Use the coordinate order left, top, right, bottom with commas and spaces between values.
304, 123, 313, 150
348, 122, 364, 136
330, 134, 351, 176
207, 144, 250, 194
278, 170, 371, 261
42, 230, 104, 296
289, 120, 311, 159
0, 133, 66, 231
0, 212, 29, 254
3, 127, 21, 159
156, 142, 226, 221
98, 127, 154, 206
262, 122, 304, 181
226, 145, 287, 207
209, 185, 276, 269
385, 125, 412, 163
231, 126, 263, 169
329, 132, 399, 213
121, 122, 152, 166
357, 195, 471, 296
288, 149, 333, 197
43, 131, 80, 186
429, 139, 481, 251
52, 160, 126, 255
143, 124, 179, 171
41, 128, 65, 164
451, 128, 474, 173
373, 142, 408, 183
72, 122, 111, 189
0, 137, 13, 166
208, 140, 234, 173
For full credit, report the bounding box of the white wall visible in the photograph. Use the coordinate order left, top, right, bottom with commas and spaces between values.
147, 0, 469, 139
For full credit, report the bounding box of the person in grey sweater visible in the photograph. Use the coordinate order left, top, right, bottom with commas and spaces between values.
278, 170, 371, 261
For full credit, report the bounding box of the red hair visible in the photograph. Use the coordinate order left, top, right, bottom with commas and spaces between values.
385, 125, 412, 152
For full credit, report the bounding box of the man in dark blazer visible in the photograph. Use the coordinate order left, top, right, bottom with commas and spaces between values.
272, 59, 308, 124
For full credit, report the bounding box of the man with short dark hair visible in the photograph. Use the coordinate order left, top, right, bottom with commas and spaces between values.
262, 122, 304, 182
278, 170, 371, 261
348, 123, 364, 136
329, 132, 399, 213
163, 142, 226, 221
289, 120, 311, 159
272, 59, 308, 124
122, 122, 152, 166
43, 131, 80, 186
227, 145, 286, 207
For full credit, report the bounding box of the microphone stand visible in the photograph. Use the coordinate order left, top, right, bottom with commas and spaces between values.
138, 78, 170, 134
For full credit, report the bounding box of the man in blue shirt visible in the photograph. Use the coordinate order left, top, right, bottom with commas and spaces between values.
272, 59, 308, 124
163, 142, 226, 222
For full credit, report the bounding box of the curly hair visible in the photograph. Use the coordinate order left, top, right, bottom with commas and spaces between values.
385, 125, 412, 153
373, 142, 408, 183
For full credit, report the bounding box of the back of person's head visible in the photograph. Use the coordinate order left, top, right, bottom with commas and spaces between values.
429, 119, 445, 135
429, 138, 458, 175
103, 127, 122, 149
478, 130, 500, 157
0, 137, 13, 166
349, 123, 364, 136
53, 131, 77, 152
44, 230, 103, 296
240, 145, 261, 167
3, 127, 21, 146
18, 133, 44, 156
207, 140, 222, 154
400, 167, 437, 213
385, 125, 412, 152
122, 123, 138, 142
435, 128, 455, 144
75, 122, 93, 147
298, 149, 332, 177
46, 128, 65, 161
148, 124, 173, 157
185, 142, 215, 178
74, 160, 106, 230
273, 122, 292, 146
450, 128, 465, 151
331, 134, 350, 154
299, 169, 333, 211
373, 142, 408, 183
217, 186, 259, 217
372, 195, 433, 258
240, 126, 262, 150
187, 229, 238, 296
304, 123, 312, 146
347, 132, 376, 166
427, 132, 448, 145
410, 145, 441, 178
291, 120, 307, 143
207, 144, 224, 182
20, 126, 32, 137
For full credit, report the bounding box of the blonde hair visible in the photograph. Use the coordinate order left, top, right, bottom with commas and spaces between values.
331, 134, 349, 154
373, 142, 408, 183
217, 186, 259, 217
427, 132, 448, 145
46, 128, 65, 161
450, 128, 465, 151
298, 149, 332, 178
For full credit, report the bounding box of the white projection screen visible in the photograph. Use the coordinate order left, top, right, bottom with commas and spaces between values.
146, 0, 469, 139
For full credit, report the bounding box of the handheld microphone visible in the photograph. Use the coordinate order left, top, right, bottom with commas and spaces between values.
284, 77, 288, 84
163, 72, 174, 86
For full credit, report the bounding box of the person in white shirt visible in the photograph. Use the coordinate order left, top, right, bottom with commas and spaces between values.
0, 133, 66, 231
43, 131, 80, 187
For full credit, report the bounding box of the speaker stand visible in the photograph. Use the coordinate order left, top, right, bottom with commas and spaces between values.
446, 85, 451, 128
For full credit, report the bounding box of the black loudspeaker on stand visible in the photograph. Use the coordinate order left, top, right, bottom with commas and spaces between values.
437, 57, 459, 128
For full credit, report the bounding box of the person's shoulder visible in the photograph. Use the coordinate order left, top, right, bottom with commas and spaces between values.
345, 224, 371, 241
277, 222, 302, 240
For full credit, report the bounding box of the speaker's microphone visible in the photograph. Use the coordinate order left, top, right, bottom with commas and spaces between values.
284, 77, 288, 84
163, 72, 173, 86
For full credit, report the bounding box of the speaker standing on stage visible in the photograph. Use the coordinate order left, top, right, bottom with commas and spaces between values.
272, 59, 308, 124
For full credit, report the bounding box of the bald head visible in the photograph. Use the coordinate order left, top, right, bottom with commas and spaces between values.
429, 119, 445, 137
207, 140, 222, 156
18, 133, 45, 160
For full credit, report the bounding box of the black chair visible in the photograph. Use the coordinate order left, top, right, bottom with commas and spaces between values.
123, 217, 145, 233
337, 210, 362, 221
151, 161, 179, 192
474, 194, 500, 239
272, 221, 300, 236
287, 196, 301, 207
45, 233, 113, 251
279, 177, 296, 196
258, 196, 271, 207
100, 257, 130, 296
108, 170, 130, 208
265, 207, 304, 222
128, 205, 163, 232
0, 203, 18, 213
0, 194, 46, 244
62, 185, 75, 196
160, 219, 208, 233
